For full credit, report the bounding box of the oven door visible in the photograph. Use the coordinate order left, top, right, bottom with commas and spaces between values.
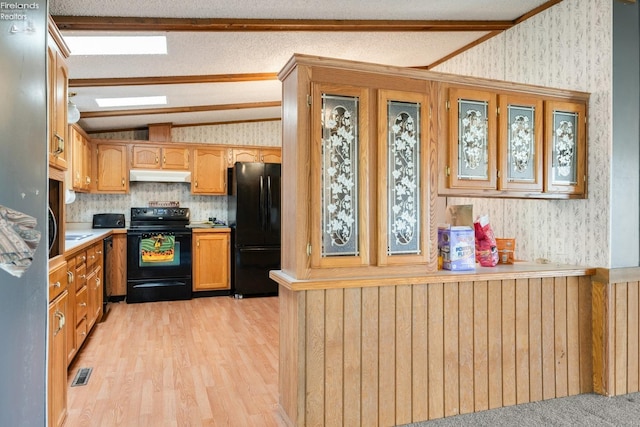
127, 229, 192, 280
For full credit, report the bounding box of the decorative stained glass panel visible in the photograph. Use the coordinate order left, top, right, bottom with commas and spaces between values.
551, 110, 578, 185
387, 100, 420, 255
320, 94, 359, 257
507, 105, 536, 182
458, 99, 489, 180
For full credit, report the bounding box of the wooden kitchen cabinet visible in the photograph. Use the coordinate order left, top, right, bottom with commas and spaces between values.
446, 86, 498, 191
107, 233, 127, 296
70, 124, 92, 192
498, 94, 544, 192
48, 256, 69, 427
86, 243, 104, 331
228, 147, 259, 165
280, 56, 437, 279
192, 147, 227, 194
440, 84, 587, 198
65, 240, 104, 364
64, 257, 77, 365
48, 290, 68, 427
131, 145, 190, 170
259, 148, 281, 163
47, 21, 70, 172
94, 143, 129, 193
193, 230, 230, 291
227, 147, 282, 165
544, 100, 587, 196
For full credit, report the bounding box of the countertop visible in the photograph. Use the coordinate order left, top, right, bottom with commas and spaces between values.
63, 228, 119, 254
270, 261, 597, 291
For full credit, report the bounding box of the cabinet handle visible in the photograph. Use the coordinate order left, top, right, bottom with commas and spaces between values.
53, 281, 61, 288
67, 271, 74, 284
53, 134, 64, 155
54, 310, 65, 336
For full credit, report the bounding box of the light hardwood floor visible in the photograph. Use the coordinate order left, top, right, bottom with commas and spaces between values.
64, 296, 287, 427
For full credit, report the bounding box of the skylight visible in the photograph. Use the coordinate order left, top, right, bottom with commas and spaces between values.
65, 36, 167, 55
96, 96, 167, 108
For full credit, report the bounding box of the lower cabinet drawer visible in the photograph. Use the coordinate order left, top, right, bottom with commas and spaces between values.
76, 317, 87, 348
76, 286, 88, 321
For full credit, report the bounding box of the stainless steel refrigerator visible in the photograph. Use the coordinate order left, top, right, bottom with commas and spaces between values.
0, 2, 48, 425
228, 162, 280, 297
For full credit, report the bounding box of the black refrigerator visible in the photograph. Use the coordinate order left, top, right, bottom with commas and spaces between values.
228, 162, 281, 297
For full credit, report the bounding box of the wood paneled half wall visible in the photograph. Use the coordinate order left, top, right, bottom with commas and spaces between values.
272, 267, 594, 426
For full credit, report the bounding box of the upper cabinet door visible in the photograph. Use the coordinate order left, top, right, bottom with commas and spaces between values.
498, 94, 544, 192
544, 100, 587, 196
192, 148, 227, 194
310, 83, 370, 269
448, 87, 497, 190
377, 89, 430, 266
162, 147, 190, 170
131, 145, 161, 169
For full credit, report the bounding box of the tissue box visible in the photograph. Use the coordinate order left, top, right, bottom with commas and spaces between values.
438, 225, 476, 271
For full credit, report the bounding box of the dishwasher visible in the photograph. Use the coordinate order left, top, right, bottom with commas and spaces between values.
100, 235, 113, 321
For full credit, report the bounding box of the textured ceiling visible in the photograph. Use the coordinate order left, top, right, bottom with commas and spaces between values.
49, 0, 554, 133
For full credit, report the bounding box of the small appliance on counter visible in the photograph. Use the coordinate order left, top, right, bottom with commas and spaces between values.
92, 213, 126, 229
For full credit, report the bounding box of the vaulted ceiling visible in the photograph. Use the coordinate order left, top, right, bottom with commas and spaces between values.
49, 0, 561, 133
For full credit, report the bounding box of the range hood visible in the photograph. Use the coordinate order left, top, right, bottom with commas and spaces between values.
129, 169, 191, 183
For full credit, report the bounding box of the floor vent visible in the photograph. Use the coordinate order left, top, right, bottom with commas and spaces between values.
71, 367, 93, 387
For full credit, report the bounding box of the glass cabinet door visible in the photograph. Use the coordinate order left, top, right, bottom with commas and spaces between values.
447, 87, 497, 190
377, 89, 430, 265
498, 94, 543, 192
544, 100, 586, 195
310, 83, 370, 268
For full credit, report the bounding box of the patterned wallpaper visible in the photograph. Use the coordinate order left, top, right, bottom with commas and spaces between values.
434, 0, 612, 267
66, 121, 282, 224
71, 0, 612, 268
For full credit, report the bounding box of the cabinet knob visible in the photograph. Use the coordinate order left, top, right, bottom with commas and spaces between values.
155, 155, 159, 164
79, 302, 87, 307
121, 178, 125, 187
53, 281, 61, 288
195, 181, 198, 188
163, 156, 166, 164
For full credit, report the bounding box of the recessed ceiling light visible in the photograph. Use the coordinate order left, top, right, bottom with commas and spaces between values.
65, 36, 167, 55
96, 96, 167, 108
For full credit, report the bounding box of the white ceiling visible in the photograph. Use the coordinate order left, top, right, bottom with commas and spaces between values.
49, 0, 554, 133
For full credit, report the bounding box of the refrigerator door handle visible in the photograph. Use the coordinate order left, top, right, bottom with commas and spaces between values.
266, 175, 272, 232
259, 175, 265, 231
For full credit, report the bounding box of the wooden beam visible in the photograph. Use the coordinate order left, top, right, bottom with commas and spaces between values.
69, 72, 279, 88
52, 16, 513, 32
80, 100, 281, 118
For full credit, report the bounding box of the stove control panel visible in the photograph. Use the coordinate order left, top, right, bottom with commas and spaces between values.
131, 207, 190, 221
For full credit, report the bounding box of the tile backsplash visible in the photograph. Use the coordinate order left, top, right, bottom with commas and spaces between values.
65, 182, 228, 224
